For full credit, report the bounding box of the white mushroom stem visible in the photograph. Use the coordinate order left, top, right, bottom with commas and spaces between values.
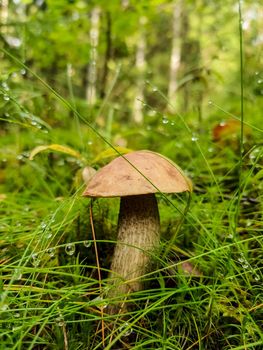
108, 194, 160, 313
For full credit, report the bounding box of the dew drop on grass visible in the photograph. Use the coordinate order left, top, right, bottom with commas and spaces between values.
242, 262, 249, 269
14, 313, 20, 318
0, 303, 9, 311
41, 222, 47, 230
2, 82, 9, 90
119, 322, 133, 337
83, 240, 91, 248
3, 95, 10, 101
152, 86, 158, 92
257, 79, 262, 84
254, 275, 260, 281
45, 230, 53, 239
65, 243, 75, 256
55, 316, 65, 327
148, 110, 156, 117
48, 248, 55, 258
162, 116, 169, 124
191, 135, 199, 142
246, 220, 252, 227
93, 295, 108, 309
20, 68, 26, 75
32, 253, 41, 267
13, 268, 22, 281
16, 154, 24, 161
208, 100, 212, 105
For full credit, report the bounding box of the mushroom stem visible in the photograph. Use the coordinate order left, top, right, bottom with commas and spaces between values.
108, 194, 160, 313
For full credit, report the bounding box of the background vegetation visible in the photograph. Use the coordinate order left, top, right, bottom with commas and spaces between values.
0, 0, 262, 349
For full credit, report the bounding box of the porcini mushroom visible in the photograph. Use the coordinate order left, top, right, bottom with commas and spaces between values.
83, 150, 192, 313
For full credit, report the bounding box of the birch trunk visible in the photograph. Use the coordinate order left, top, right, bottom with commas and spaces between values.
168, 1, 182, 109
133, 17, 146, 124
86, 7, 100, 106
1, 0, 9, 34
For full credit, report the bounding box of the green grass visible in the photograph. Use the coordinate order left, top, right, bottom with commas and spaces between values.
1, 4, 263, 349
1, 83, 262, 349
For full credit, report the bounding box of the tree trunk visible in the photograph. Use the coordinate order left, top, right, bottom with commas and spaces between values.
168, 0, 182, 109
1, 0, 9, 34
86, 7, 100, 106
133, 17, 146, 124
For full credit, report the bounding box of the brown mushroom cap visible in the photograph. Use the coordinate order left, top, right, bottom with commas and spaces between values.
83, 150, 192, 197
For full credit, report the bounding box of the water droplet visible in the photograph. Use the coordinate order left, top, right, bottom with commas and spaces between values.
13, 268, 22, 281
14, 312, 20, 318
255, 71, 259, 76
2, 82, 9, 90
32, 259, 40, 267
16, 154, 24, 161
65, 243, 75, 256
55, 316, 65, 327
228, 233, 233, 239
238, 257, 245, 263
0, 303, 9, 311
242, 263, 249, 269
119, 322, 133, 337
3, 95, 10, 101
47, 248, 55, 258
83, 241, 91, 248
246, 220, 252, 227
191, 135, 199, 142
4, 112, 10, 117
170, 121, 175, 126
257, 79, 262, 84
148, 110, 156, 117
45, 230, 53, 239
93, 295, 108, 309
208, 100, 213, 105
20, 68, 26, 75
162, 116, 169, 124
31, 120, 38, 126
152, 86, 158, 92
254, 275, 260, 281
87, 141, 93, 146
32, 253, 41, 267
41, 222, 47, 230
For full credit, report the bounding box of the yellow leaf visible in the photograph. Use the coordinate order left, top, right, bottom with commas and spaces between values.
91, 147, 133, 164
29, 144, 82, 160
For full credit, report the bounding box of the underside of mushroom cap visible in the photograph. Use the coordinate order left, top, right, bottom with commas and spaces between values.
83, 150, 192, 198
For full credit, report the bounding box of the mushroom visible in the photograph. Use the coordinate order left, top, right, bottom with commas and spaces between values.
83, 150, 192, 313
